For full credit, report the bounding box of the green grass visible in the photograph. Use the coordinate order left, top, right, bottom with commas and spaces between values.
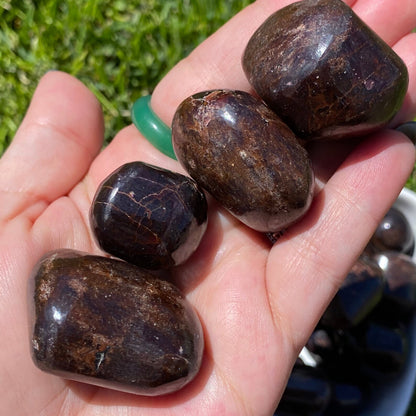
0, 0, 253, 154
1, 1, 416, 414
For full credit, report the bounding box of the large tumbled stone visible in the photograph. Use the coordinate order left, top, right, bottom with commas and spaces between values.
242, 0, 408, 140
28, 249, 204, 396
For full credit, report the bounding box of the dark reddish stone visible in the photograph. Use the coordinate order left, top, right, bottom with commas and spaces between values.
28, 250, 204, 396
90, 161, 208, 270
242, 0, 408, 140
320, 256, 384, 328
373, 251, 416, 320
369, 207, 414, 256
172, 89, 314, 233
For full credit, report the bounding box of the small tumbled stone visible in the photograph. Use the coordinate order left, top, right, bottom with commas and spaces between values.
320, 256, 384, 328
369, 207, 414, 255
90, 161, 208, 270
172, 89, 314, 233
242, 0, 408, 140
396, 121, 416, 144
357, 322, 409, 376
28, 249, 204, 396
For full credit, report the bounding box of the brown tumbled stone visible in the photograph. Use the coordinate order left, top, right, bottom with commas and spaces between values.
90, 161, 208, 270
28, 249, 204, 396
242, 0, 408, 140
172, 89, 314, 233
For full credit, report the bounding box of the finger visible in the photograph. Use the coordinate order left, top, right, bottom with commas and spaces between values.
267, 133, 416, 349
0, 71, 104, 223
352, 0, 416, 45
151, 0, 413, 125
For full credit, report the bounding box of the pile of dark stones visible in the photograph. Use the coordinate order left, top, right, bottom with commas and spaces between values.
27, 0, 412, 401
277, 205, 416, 415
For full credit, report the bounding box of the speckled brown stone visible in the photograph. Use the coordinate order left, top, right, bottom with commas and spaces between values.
369, 207, 415, 255
242, 0, 408, 140
29, 249, 204, 396
90, 161, 208, 270
172, 89, 314, 233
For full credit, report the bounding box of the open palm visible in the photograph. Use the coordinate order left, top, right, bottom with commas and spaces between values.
1, 0, 416, 415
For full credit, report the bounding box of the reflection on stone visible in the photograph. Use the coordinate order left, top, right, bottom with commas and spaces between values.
29, 249, 204, 396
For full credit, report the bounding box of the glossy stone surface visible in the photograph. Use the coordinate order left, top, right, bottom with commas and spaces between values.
320, 256, 384, 328
29, 250, 204, 396
242, 0, 408, 141
306, 328, 336, 363
373, 251, 416, 319
325, 381, 365, 415
396, 121, 416, 144
356, 322, 408, 376
275, 366, 331, 414
369, 207, 414, 255
172, 89, 314, 233
91, 161, 208, 270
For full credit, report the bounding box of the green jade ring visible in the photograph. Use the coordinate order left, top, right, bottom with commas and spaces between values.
131, 95, 177, 160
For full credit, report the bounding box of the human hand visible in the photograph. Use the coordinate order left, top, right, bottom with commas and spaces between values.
1, 0, 416, 415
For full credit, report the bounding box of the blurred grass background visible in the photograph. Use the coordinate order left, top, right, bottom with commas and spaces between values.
0, 0, 252, 154
1, 0, 416, 414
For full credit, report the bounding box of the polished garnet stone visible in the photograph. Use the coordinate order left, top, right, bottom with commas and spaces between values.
369, 207, 415, 255
29, 249, 204, 396
172, 89, 314, 233
90, 161, 208, 270
242, 0, 408, 140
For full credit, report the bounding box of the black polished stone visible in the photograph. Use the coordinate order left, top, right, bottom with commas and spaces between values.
242, 0, 408, 141
28, 249, 204, 396
369, 207, 414, 255
396, 121, 416, 144
373, 251, 416, 320
324, 381, 365, 415
91, 161, 208, 270
275, 366, 331, 415
320, 256, 384, 328
356, 322, 408, 376
306, 328, 337, 364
